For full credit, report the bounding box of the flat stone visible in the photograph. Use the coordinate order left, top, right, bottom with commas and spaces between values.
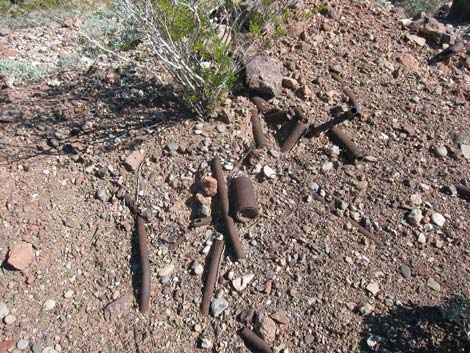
257, 315, 277, 342
124, 150, 145, 171
210, 298, 228, 317
427, 277, 441, 291
245, 57, 283, 97
407, 209, 423, 226
191, 261, 204, 275
158, 263, 175, 278
7, 242, 34, 270
103, 294, 133, 321
408, 34, 426, 46
166, 143, 179, 152
417, 233, 426, 244
263, 165, 276, 179
43, 299, 56, 311
271, 310, 289, 325
400, 265, 411, 279
0, 302, 9, 319
366, 282, 380, 296
431, 212, 446, 227
200, 175, 217, 197
232, 274, 254, 292
42, 347, 58, 353
434, 145, 447, 158
17, 339, 29, 350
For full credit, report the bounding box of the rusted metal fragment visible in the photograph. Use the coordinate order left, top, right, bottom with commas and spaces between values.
328, 126, 364, 159
252, 96, 270, 114
456, 184, 470, 200
230, 176, 258, 223
123, 193, 139, 215
190, 216, 213, 228
212, 157, 245, 260
200, 239, 224, 317
251, 109, 268, 148
137, 216, 151, 314
239, 327, 273, 353
306, 113, 350, 137
330, 72, 362, 115
264, 110, 290, 124
281, 121, 309, 153
430, 41, 464, 64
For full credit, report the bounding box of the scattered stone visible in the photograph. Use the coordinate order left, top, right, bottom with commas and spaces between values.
367, 335, 384, 348
200, 338, 212, 349
409, 193, 422, 206
434, 145, 448, 158
210, 298, 228, 317
63, 218, 79, 228
407, 209, 423, 226
245, 57, 283, 97
232, 274, 254, 292
158, 263, 175, 278
124, 150, 145, 171
95, 189, 106, 201
408, 34, 426, 46
282, 77, 298, 89
31, 343, 42, 353
191, 261, 204, 275
431, 212, 446, 227
257, 315, 277, 342
7, 242, 34, 270
321, 161, 333, 173
304, 334, 315, 345
417, 233, 426, 244
17, 339, 29, 350
400, 265, 411, 279
166, 143, 179, 152
271, 310, 289, 325
263, 165, 276, 179
461, 145, 470, 159
103, 294, 133, 321
435, 239, 444, 249
216, 125, 226, 133
41, 346, 58, 353
200, 175, 218, 197
0, 340, 15, 353
360, 303, 373, 315
43, 299, 56, 311
0, 302, 9, 319
64, 290, 74, 299
3, 314, 16, 325
427, 277, 441, 291
366, 282, 380, 296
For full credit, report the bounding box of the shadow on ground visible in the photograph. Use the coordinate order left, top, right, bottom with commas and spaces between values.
0, 64, 192, 164
360, 299, 470, 353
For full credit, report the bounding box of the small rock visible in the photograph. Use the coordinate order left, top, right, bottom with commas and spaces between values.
427, 277, 441, 291
263, 165, 276, 179
200, 338, 212, 349
431, 212, 445, 227
257, 315, 277, 342
400, 265, 411, 279
216, 125, 226, 133
434, 145, 447, 158
0, 302, 9, 319
360, 303, 373, 315
124, 150, 145, 171
43, 299, 56, 311
95, 189, 106, 201
210, 298, 228, 317
41, 346, 58, 353
304, 334, 315, 345
191, 261, 204, 275
63, 218, 79, 228
282, 77, 298, 89
409, 193, 422, 206
7, 242, 34, 270
408, 34, 426, 46
158, 263, 175, 278
269, 149, 281, 158
271, 310, 289, 325
31, 343, 42, 353
64, 290, 74, 299
461, 145, 470, 159
103, 294, 133, 321
366, 282, 380, 296
417, 233, 426, 244
166, 143, 179, 152
200, 175, 218, 197
321, 161, 333, 173
232, 274, 254, 292
407, 209, 423, 226
3, 314, 16, 325
245, 57, 283, 97
17, 339, 29, 350
47, 79, 61, 87
367, 335, 384, 348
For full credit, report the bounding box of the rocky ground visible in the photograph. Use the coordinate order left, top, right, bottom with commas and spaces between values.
0, 0, 469, 352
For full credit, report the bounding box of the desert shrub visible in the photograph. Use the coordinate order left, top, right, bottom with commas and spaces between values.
0, 58, 48, 81
117, 0, 285, 117
394, 0, 446, 16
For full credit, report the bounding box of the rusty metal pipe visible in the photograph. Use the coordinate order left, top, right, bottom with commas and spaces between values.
251, 96, 270, 114
230, 176, 258, 223
239, 327, 273, 353
251, 109, 268, 149
328, 126, 364, 159
281, 122, 309, 153
331, 72, 361, 115
137, 216, 151, 314
212, 157, 245, 260
190, 216, 213, 228
200, 239, 224, 317
264, 110, 290, 124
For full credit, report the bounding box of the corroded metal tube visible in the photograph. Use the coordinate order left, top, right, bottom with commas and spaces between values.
251, 96, 270, 114
190, 216, 213, 228
281, 122, 309, 153
239, 327, 273, 353
264, 110, 290, 124
329, 126, 364, 159
200, 239, 224, 317
137, 216, 151, 314
251, 109, 268, 148
230, 176, 258, 223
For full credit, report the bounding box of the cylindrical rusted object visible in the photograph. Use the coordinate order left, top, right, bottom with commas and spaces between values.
251, 109, 268, 149
349, 218, 383, 246
124, 193, 139, 215
239, 327, 273, 353
251, 96, 270, 113
281, 122, 309, 153
212, 157, 245, 260
230, 176, 258, 223
190, 216, 212, 228
200, 239, 224, 317
264, 110, 290, 124
329, 126, 363, 159
212, 157, 229, 215
331, 72, 362, 115
137, 216, 151, 314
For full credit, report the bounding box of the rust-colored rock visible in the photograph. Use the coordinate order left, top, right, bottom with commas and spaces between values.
124, 150, 145, 171
0, 339, 14, 353
7, 242, 33, 270
200, 175, 218, 197
2, 49, 18, 58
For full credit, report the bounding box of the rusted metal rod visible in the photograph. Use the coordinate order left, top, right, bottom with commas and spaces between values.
328, 126, 364, 159
137, 216, 151, 314
251, 109, 268, 149
200, 239, 224, 317
251, 96, 270, 114
264, 110, 290, 124
430, 41, 465, 64
212, 157, 245, 260
190, 216, 213, 228
331, 72, 361, 115
281, 121, 309, 153
307, 113, 350, 137
230, 176, 258, 223
239, 327, 273, 353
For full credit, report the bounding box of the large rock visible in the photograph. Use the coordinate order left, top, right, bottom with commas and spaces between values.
7, 242, 33, 270
245, 57, 283, 97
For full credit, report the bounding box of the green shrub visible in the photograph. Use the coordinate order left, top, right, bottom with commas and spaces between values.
0, 58, 48, 81
395, 0, 446, 16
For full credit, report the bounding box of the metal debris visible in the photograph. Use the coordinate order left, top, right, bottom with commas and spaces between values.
328, 126, 364, 160
230, 176, 258, 223
239, 327, 273, 353
200, 239, 224, 317
251, 109, 268, 148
